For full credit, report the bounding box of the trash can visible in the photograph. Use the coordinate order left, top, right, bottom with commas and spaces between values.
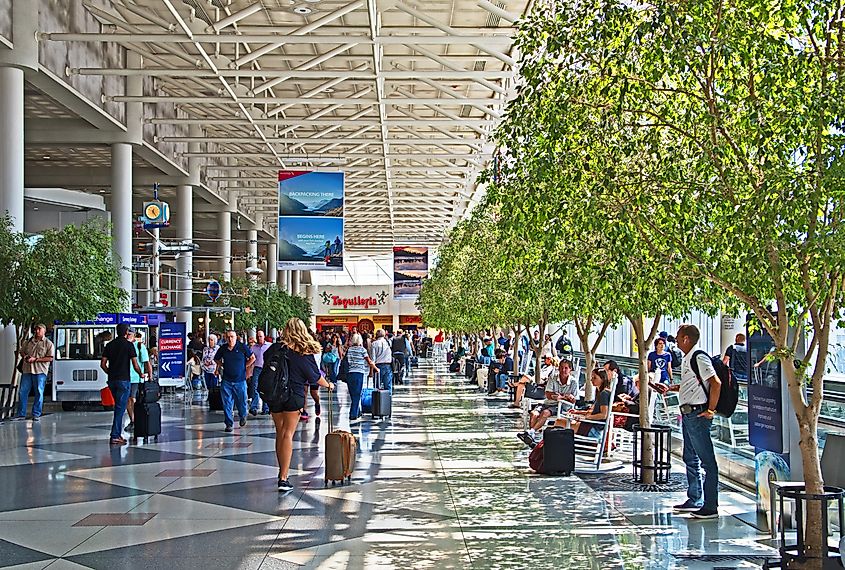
775, 485, 844, 569
632, 423, 672, 484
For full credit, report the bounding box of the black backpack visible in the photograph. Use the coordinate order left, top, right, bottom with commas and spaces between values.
691, 350, 738, 418
257, 344, 292, 406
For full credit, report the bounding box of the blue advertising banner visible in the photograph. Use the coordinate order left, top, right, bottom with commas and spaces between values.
747, 327, 784, 452
278, 171, 344, 271
158, 322, 186, 380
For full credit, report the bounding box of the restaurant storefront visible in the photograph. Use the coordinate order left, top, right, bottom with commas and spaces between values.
311, 285, 421, 333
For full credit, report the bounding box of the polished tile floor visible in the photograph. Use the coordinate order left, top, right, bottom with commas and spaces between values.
0, 360, 778, 569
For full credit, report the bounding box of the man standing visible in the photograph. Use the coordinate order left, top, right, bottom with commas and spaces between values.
249, 329, 272, 416
126, 330, 153, 432
370, 329, 394, 393
16, 324, 55, 422
100, 324, 143, 445
214, 330, 255, 433
723, 333, 748, 382
669, 324, 722, 519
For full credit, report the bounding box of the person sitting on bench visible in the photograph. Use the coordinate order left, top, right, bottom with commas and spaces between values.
488, 348, 514, 394
518, 359, 578, 447
569, 368, 612, 438
510, 355, 558, 408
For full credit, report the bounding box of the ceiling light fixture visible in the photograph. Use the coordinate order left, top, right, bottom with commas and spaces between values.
294, 6, 312, 14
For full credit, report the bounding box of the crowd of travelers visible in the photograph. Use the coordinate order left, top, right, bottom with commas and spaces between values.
99, 319, 430, 492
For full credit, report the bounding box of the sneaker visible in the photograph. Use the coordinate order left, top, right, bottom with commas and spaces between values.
225, 425, 233, 433
31, 416, 40, 422
13, 416, 26, 422
109, 437, 127, 445
517, 432, 537, 449
239, 417, 247, 427
278, 479, 293, 492
689, 508, 719, 519
300, 411, 310, 421
126, 422, 134, 432
249, 409, 257, 417
314, 402, 321, 416
673, 501, 703, 512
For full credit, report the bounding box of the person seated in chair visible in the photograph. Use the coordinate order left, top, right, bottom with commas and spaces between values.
511, 354, 558, 408
518, 359, 578, 447
488, 348, 514, 395
569, 368, 612, 438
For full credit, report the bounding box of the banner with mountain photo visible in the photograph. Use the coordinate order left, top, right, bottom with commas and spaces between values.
278, 171, 344, 271
393, 246, 428, 298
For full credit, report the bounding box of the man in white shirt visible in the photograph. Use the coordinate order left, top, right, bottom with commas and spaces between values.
370, 329, 394, 393
667, 324, 722, 519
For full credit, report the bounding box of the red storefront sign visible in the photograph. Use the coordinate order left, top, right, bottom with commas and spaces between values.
331, 295, 379, 310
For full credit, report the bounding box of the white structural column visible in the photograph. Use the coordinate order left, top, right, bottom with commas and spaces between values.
267, 242, 278, 286
0, 66, 25, 386
247, 227, 259, 282
218, 210, 232, 281
111, 144, 133, 308
176, 183, 193, 324
0, 67, 25, 229
291, 271, 300, 297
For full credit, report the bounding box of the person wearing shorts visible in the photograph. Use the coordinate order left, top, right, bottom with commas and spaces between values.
272, 318, 334, 493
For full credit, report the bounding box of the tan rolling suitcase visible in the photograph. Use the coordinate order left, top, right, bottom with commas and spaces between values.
325, 387, 356, 486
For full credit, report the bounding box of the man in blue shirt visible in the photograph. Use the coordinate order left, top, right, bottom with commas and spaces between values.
214, 330, 255, 432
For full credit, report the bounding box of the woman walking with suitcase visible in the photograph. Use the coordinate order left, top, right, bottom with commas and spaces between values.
273, 318, 334, 493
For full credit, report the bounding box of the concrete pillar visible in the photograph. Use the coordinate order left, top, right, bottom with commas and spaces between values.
0, 66, 24, 385
111, 143, 133, 309
247, 227, 258, 282
0, 67, 24, 230
291, 270, 300, 296
218, 212, 231, 282
267, 242, 278, 286
176, 183, 193, 325
392, 314, 400, 333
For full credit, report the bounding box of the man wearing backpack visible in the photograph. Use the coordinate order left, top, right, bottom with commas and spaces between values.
667, 324, 722, 519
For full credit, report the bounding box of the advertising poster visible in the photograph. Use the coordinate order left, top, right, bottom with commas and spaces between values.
747, 327, 784, 452
393, 246, 428, 298
158, 321, 186, 380
278, 171, 344, 271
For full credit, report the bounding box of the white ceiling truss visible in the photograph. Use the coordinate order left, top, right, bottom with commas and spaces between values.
43, 0, 529, 254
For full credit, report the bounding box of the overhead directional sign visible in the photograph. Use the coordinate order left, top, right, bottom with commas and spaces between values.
158, 321, 186, 380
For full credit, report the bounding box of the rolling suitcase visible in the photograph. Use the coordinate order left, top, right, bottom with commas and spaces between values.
371, 371, 392, 419
361, 374, 374, 415
134, 401, 161, 441
208, 386, 223, 411
540, 427, 575, 475
325, 388, 356, 486
476, 366, 488, 391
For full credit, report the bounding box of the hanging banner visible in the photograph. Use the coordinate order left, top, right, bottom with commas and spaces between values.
393, 246, 428, 299
277, 171, 344, 271
158, 321, 186, 380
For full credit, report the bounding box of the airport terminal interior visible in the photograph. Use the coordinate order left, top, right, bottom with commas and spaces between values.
1, 1, 845, 569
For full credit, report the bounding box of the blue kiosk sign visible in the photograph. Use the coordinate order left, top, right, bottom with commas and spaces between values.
158, 322, 186, 380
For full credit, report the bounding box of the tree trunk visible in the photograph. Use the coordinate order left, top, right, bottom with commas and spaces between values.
1, 326, 25, 420
511, 324, 521, 379
782, 357, 826, 560
575, 317, 595, 400
630, 315, 655, 485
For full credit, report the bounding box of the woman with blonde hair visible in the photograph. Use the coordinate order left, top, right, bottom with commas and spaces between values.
272, 318, 334, 492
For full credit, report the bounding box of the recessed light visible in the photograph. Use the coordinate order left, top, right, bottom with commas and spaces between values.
32, 207, 39, 211
42, 155, 51, 160
304, 0, 321, 3
294, 6, 312, 14
99, 189, 107, 193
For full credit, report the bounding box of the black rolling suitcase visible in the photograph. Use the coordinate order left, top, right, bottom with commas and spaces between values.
541, 427, 575, 475
465, 359, 477, 380
371, 371, 392, 419
208, 386, 223, 411
134, 402, 161, 441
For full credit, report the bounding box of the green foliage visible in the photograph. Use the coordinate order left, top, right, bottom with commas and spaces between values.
197, 277, 311, 333
0, 218, 126, 341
